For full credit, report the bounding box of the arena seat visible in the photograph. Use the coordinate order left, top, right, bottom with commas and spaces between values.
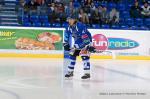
32, 22, 41, 27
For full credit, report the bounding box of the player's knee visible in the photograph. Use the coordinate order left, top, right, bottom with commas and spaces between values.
69, 50, 81, 57
69, 53, 77, 57
81, 56, 90, 60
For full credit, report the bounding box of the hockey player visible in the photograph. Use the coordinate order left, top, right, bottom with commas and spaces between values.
63, 15, 93, 79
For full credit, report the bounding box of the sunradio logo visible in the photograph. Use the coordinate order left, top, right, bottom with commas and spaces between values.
92, 34, 139, 50
92, 34, 108, 50
108, 38, 139, 50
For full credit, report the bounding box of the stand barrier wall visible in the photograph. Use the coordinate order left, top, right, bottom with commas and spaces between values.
0, 26, 149, 60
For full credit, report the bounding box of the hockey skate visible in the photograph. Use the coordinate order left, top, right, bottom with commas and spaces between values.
65, 71, 74, 78
81, 73, 90, 79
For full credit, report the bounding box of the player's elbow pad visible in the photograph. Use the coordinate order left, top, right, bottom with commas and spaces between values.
74, 43, 85, 49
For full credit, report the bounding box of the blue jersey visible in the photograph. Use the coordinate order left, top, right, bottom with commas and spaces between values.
64, 22, 92, 49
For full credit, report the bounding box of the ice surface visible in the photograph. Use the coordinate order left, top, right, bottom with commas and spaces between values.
0, 58, 149, 99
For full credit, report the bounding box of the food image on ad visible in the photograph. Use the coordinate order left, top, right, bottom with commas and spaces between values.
15, 37, 55, 50
37, 32, 62, 44
0, 29, 63, 50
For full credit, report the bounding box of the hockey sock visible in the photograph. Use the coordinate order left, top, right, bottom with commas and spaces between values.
81, 56, 90, 74
67, 55, 77, 72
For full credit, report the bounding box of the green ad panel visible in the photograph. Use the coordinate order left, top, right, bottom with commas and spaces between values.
0, 28, 63, 50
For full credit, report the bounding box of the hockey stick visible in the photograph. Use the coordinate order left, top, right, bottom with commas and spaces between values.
93, 50, 112, 54
87, 46, 116, 59
86, 46, 112, 54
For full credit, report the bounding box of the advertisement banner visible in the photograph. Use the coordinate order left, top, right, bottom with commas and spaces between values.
0, 28, 63, 50
0, 27, 149, 58
89, 29, 150, 56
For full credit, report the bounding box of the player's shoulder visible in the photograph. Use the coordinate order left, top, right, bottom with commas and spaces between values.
65, 24, 70, 31
76, 22, 86, 28
65, 24, 70, 28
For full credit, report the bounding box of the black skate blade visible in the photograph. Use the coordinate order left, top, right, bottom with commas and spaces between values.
64, 76, 73, 80
81, 77, 90, 81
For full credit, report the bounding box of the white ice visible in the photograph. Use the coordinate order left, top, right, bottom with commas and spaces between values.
0, 58, 150, 99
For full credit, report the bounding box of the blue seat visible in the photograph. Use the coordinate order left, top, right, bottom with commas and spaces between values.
111, 25, 120, 29
31, 19, 40, 23
119, 18, 125, 25
25, 0, 30, 3
23, 22, 31, 27
42, 22, 51, 27
39, 15, 48, 20
62, 22, 68, 27
52, 23, 61, 27
86, 24, 91, 28
23, 15, 29, 19
126, 4, 132, 10
47, 8, 52, 14
130, 26, 139, 30
21, 15, 29, 21
123, 15, 130, 19
117, 4, 125, 11
94, 3, 99, 8
135, 18, 143, 26
144, 18, 150, 27
120, 25, 129, 29
92, 24, 100, 29
100, 2, 107, 8
108, 3, 116, 10
101, 25, 110, 29
74, 2, 80, 8
128, 0, 135, 4
22, 17, 29, 22
30, 15, 39, 21
125, 18, 134, 26
41, 20, 49, 23
32, 22, 41, 27
120, 0, 127, 4
144, 18, 150, 23
120, 11, 130, 18
139, 26, 149, 30
122, 11, 129, 15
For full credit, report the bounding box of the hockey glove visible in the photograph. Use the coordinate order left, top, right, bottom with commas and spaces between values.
86, 45, 96, 53
63, 43, 70, 51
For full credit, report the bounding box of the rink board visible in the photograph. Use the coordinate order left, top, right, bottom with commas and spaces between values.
0, 26, 150, 60
0, 53, 149, 60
